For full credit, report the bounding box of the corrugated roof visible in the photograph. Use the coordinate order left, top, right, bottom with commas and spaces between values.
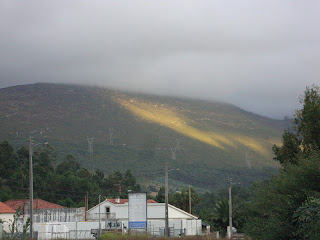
107, 199, 157, 204
0, 201, 15, 213
4, 199, 65, 210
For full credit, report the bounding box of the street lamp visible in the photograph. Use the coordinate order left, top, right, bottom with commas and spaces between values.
164, 163, 179, 237
29, 136, 48, 239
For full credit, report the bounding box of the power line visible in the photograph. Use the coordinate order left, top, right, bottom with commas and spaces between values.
15, 187, 116, 199
87, 136, 94, 172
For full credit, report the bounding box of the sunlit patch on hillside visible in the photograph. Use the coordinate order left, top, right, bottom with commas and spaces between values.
116, 97, 270, 156
231, 135, 269, 156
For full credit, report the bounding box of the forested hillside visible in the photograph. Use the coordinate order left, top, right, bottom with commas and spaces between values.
0, 140, 141, 207
0, 83, 288, 190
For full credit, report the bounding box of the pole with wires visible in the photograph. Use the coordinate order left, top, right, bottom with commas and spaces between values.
165, 162, 169, 237
29, 136, 34, 239
189, 185, 191, 214
28, 136, 48, 239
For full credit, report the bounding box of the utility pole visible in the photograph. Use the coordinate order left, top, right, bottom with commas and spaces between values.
164, 163, 179, 237
165, 162, 169, 237
228, 177, 233, 239
29, 136, 48, 239
87, 192, 89, 215
84, 195, 87, 221
189, 185, 191, 214
29, 136, 34, 239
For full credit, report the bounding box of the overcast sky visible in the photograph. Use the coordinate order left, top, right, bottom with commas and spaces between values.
1, 1, 319, 119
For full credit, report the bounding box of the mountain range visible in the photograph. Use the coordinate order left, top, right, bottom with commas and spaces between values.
0, 83, 289, 191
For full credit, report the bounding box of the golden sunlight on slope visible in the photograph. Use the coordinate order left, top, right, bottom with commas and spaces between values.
116, 97, 270, 156
231, 135, 269, 156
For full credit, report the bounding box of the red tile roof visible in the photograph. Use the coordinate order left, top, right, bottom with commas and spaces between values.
0, 202, 15, 214
4, 199, 65, 210
107, 199, 157, 204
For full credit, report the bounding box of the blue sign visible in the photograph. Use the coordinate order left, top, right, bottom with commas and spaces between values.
129, 221, 147, 229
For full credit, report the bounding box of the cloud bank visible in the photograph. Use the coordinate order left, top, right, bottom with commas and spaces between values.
1, 0, 319, 118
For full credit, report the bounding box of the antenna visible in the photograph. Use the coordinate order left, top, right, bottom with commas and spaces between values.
87, 137, 94, 171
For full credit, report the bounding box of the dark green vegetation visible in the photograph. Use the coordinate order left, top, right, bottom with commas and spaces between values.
0, 83, 287, 191
0, 137, 248, 238
0, 141, 141, 207
242, 86, 320, 240
0, 137, 248, 236
98, 233, 221, 240
1, 85, 318, 240
1, 84, 318, 240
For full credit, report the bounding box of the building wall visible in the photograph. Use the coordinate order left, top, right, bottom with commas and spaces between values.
88, 202, 196, 220
146, 204, 194, 219
86, 201, 202, 236
0, 213, 14, 232
88, 202, 127, 220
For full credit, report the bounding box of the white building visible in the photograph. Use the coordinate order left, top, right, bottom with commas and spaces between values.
87, 198, 202, 236
0, 201, 15, 233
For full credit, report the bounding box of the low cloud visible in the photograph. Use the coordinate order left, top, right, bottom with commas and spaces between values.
1, 0, 319, 118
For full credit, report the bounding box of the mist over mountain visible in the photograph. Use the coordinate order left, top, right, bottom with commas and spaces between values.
1, 1, 319, 119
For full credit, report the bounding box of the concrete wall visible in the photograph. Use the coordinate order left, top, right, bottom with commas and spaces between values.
33, 219, 202, 239
31, 208, 85, 223
35, 222, 99, 240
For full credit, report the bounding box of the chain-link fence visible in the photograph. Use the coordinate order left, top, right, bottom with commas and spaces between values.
146, 226, 186, 237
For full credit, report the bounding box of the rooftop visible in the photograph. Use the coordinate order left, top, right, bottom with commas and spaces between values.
4, 199, 65, 210
107, 199, 157, 204
0, 201, 15, 214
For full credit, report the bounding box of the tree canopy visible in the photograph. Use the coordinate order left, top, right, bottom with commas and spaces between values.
244, 86, 320, 240
273, 85, 320, 166
0, 141, 141, 208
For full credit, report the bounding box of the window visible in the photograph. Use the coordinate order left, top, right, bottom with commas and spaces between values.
106, 207, 110, 213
